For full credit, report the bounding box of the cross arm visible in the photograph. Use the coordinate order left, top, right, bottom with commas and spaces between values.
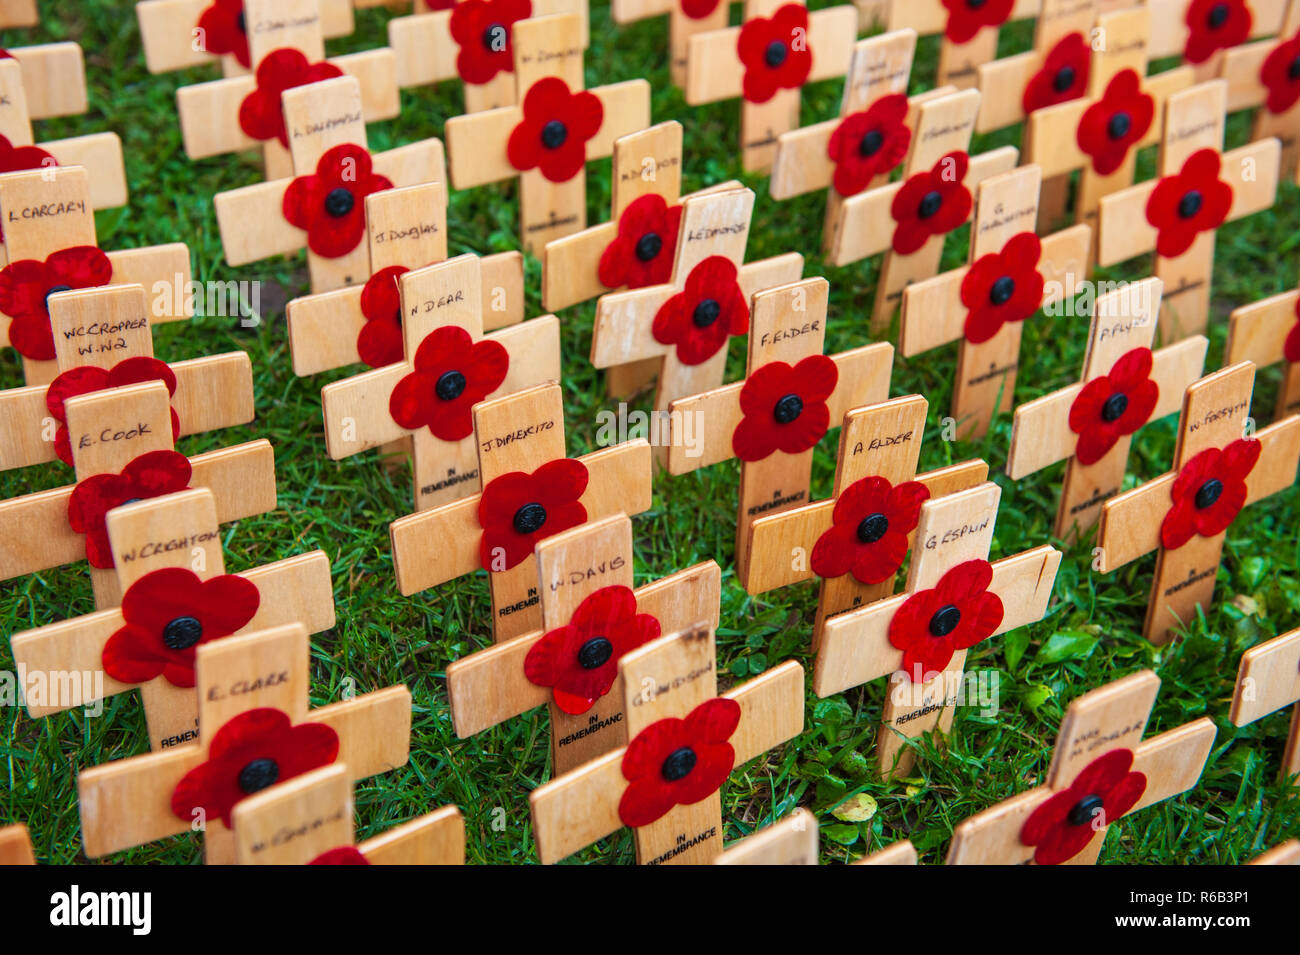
945, 786, 1050, 864
1231, 629, 1300, 725
610, 0, 673, 20
311, 686, 413, 779
388, 10, 457, 88
1145, 0, 1288, 58
360, 805, 465, 864
770, 117, 841, 200
106, 245, 194, 324
7, 41, 86, 118
713, 807, 818, 865
975, 50, 1040, 134
1227, 289, 1300, 367
0, 825, 34, 865
42, 133, 128, 209
1130, 717, 1216, 812
855, 840, 918, 865
885, 0, 1038, 32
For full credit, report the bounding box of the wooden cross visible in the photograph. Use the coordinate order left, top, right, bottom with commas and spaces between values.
1251, 839, 1300, 863
1008, 278, 1209, 540
852, 839, 917, 864
529, 620, 805, 864
814, 482, 1063, 777
389, 381, 653, 642
1230, 626, 1300, 784
1096, 78, 1282, 340
0, 824, 34, 865
883, 0, 1038, 89
76, 621, 413, 864
682, 0, 859, 172
444, 13, 651, 255
1147, 0, 1290, 81
744, 395, 989, 648
711, 807, 818, 864
1219, 0, 1300, 175
947, 669, 1216, 864
0, 0, 38, 29
1225, 278, 1300, 419
610, 0, 735, 87
1096, 360, 1300, 644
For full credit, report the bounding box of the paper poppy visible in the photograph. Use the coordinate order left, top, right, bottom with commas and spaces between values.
1068, 347, 1159, 466
1076, 69, 1153, 176
101, 567, 260, 689
478, 458, 589, 571
681, 0, 723, 17
960, 232, 1045, 343
1020, 749, 1147, 865
810, 477, 930, 585
506, 77, 603, 183
1022, 32, 1091, 114
283, 143, 394, 259
0, 246, 114, 361
651, 256, 749, 365
0, 134, 55, 175
1160, 438, 1261, 549
197, 0, 251, 68
597, 194, 682, 291
1183, 0, 1252, 65
450, 0, 531, 85
1260, 28, 1300, 114
618, 697, 741, 827
46, 358, 180, 466
1282, 297, 1300, 363
523, 585, 662, 714
238, 47, 343, 148
388, 325, 509, 441
310, 847, 370, 865
941, 0, 1014, 43
67, 450, 193, 568
356, 265, 409, 368
1144, 148, 1233, 258
171, 708, 339, 827
737, 4, 813, 104
890, 151, 972, 255
731, 355, 838, 461
888, 559, 1004, 679
826, 93, 911, 198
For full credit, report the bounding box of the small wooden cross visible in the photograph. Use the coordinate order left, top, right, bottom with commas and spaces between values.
1096, 78, 1282, 339
947, 669, 1217, 864
0, 0, 38, 29
1096, 360, 1300, 644
1008, 278, 1208, 540
0, 824, 34, 865
1218, 0, 1300, 175
77, 621, 413, 864
1225, 277, 1300, 418
883, 0, 1038, 89
683, 0, 859, 172
389, 381, 653, 642
1147, 0, 1289, 81
444, 13, 651, 254
610, 0, 734, 87
814, 482, 1063, 777
1230, 626, 1300, 784
529, 620, 805, 864
712, 806, 818, 864
852, 839, 917, 864
1251, 839, 1300, 863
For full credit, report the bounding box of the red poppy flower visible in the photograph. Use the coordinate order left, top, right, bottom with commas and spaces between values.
887, 559, 1004, 679
238, 48, 343, 148
1145, 148, 1233, 258
1022, 32, 1091, 114
197, 0, 250, 68
960, 232, 1045, 344
0, 246, 113, 361
171, 708, 339, 827
890, 151, 972, 255
651, 256, 749, 366
310, 847, 370, 865
478, 458, 589, 571
731, 355, 838, 461
597, 194, 682, 291
1183, 0, 1252, 65
681, 0, 723, 17
942, 0, 1014, 43
46, 358, 180, 466
737, 4, 813, 104
283, 143, 394, 259
618, 697, 741, 828
1160, 438, 1261, 549
810, 477, 930, 585
506, 77, 603, 183
450, 0, 530, 85
826, 93, 911, 198
0, 134, 55, 176
1076, 69, 1153, 176
101, 567, 260, 689
356, 265, 409, 368
1068, 347, 1159, 466
1282, 297, 1300, 363
67, 450, 193, 568
389, 326, 509, 441
1260, 29, 1300, 114
523, 585, 662, 714
1020, 749, 1147, 865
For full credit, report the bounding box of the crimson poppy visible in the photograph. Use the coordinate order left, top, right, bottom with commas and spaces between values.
737, 4, 813, 104
810, 477, 930, 585
651, 256, 749, 365
283, 143, 394, 258
46, 358, 180, 466
941, 0, 1014, 43
960, 232, 1045, 343
1145, 148, 1233, 258
1022, 32, 1091, 114
238, 47, 343, 148
682, 0, 723, 16
1282, 297, 1300, 363
67, 450, 193, 568
826, 93, 911, 198
389, 326, 509, 441
523, 585, 662, 714
101, 567, 260, 689
1019, 749, 1146, 865
0, 246, 113, 361
478, 458, 589, 571
1068, 347, 1159, 466
597, 194, 682, 291
1260, 28, 1300, 114
450, 0, 531, 85
197, 0, 251, 68
1184, 0, 1252, 65
310, 847, 370, 865
357, 265, 410, 368
1160, 438, 1261, 549
731, 355, 838, 461
171, 708, 339, 827
890, 151, 972, 255
1076, 69, 1153, 176
506, 77, 603, 183
888, 559, 1004, 679
618, 697, 741, 828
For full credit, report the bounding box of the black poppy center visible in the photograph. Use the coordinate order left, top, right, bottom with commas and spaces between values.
692, 298, 721, 328
1107, 111, 1132, 141
1101, 392, 1128, 422
635, 232, 663, 262
773, 394, 804, 424
122, 497, 143, 506
236, 10, 246, 33
917, 190, 943, 219
1194, 478, 1224, 509
929, 604, 961, 637
237, 757, 280, 795
967, 0, 987, 8
44, 283, 72, 308
989, 276, 1016, 306
764, 40, 788, 68
1290, 55, 1300, 81
857, 512, 890, 544
481, 22, 506, 51
541, 120, 568, 150
435, 370, 467, 401
1207, 2, 1229, 28
1068, 793, 1105, 827
858, 128, 885, 158
162, 616, 203, 651
1178, 189, 1203, 219
577, 636, 613, 671
1053, 64, 1077, 93
324, 187, 355, 218
660, 746, 697, 782
512, 502, 547, 535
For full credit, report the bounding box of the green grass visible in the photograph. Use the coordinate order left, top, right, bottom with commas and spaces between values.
2, 2, 1298, 865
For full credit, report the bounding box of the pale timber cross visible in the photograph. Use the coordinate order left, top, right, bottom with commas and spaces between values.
444, 13, 652, 254
884, 0, 1039, 88
0, 0, 38, 28
445, 513, 722, 774
1230, 626, 1300, 784
947, 669, 1216, 864
814, 482, 1063, 778
389, 381, 653, 642
529, 620, 805, 864
1218, 0, 1300, 174
712, 807, 819, 864
1008, 278, 1208, 540
1146, 0, 1291, 82
76, 621, 413, 864
1095, 360, 1300, 645
1251, 839, 1300, 863
1225, 277, 1300, 418
609, 0, 735, 87
0, 824, 34, 865
9, 487, 336, 752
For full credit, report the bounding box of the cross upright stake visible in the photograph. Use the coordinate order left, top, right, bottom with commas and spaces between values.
1218, 0, 1300, 175
1147, 0, 1290, 82
1231, 626, 1300, 784
0, 0, 38, 28
0, 824, 34, 865
1225, 276, 1300, 418
610, 0, 734, 87
883, 0, 1038, 89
